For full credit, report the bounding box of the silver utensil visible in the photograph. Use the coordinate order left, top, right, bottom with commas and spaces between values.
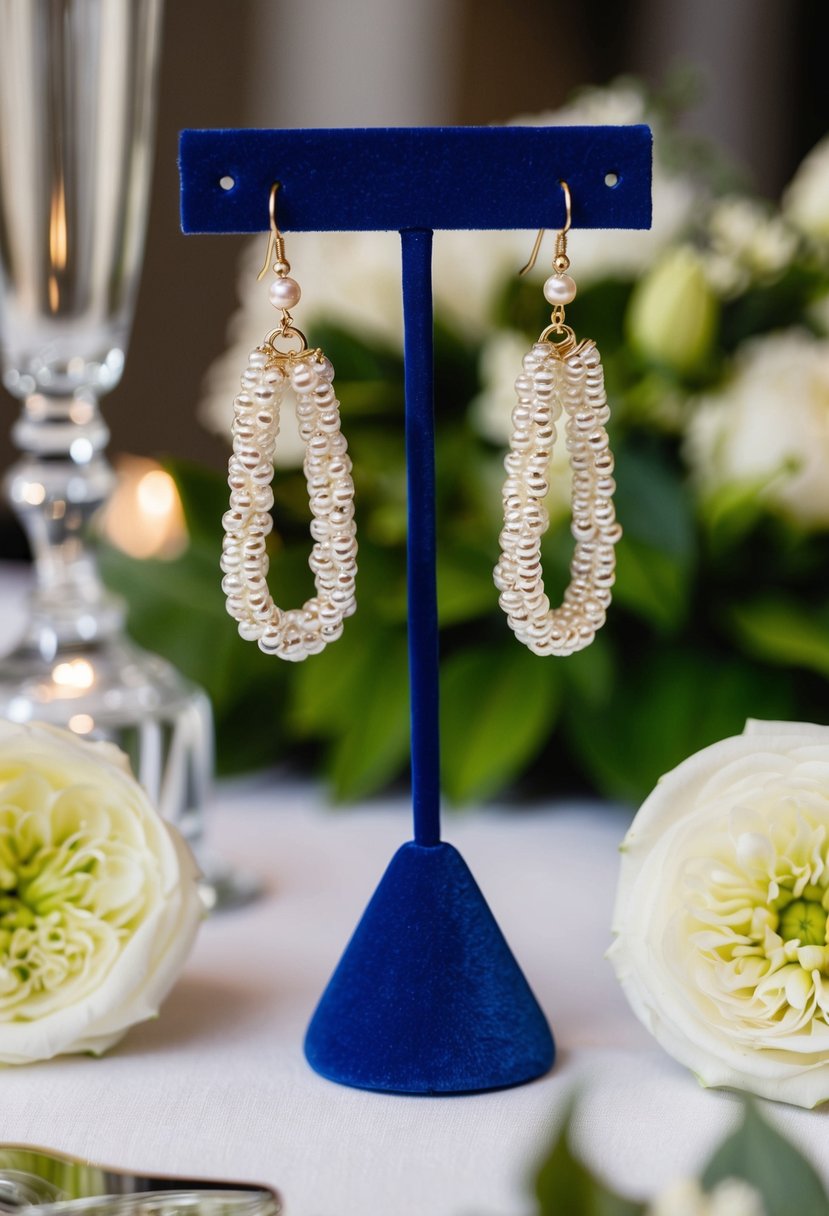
0, 1147, 279, 1216
22, 1193, 279, 1216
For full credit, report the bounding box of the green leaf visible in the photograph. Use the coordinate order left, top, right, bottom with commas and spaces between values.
214, 680, 290, 775
328, 633, 410, 801
535, 1113, 645, 1216
101, 542, 229, 698
536, 441, 696, 635
565, 649, 795, 804
441, 645, 561, 804
608, 442, 696, 631
307, 320, 401, 385
567, 279, 634, 361
730, 598, 829, 679
436, 544, 498, 627
264, 543, 319, 609
701, 1101, 828, 1216
290, 618, 397, 738
614, 442, 695, 561
562, 633, 615, 707
351, 541, 408, 623
612, 537, 688, 631
699, 471, 783, 552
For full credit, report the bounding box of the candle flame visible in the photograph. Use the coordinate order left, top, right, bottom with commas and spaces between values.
47, 178, 68, 313
49, 179, 68, 270
53, 659, 95, 691
101, 457, 188, 560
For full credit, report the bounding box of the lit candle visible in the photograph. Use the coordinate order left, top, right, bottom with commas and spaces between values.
101, 455, 187, 560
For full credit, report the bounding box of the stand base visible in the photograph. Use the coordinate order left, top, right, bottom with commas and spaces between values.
304, 840, 554, 1094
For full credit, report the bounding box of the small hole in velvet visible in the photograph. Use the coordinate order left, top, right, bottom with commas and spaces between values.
219, 175, 235, 191
604, 171, 619, 188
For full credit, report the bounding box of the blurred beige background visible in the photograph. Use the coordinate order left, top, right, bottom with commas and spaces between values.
0, 0, 825, 534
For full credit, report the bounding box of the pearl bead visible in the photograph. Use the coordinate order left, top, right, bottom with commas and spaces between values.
268, 276, 302, 310
291, 364, 315, 392
543, 273, 577, 306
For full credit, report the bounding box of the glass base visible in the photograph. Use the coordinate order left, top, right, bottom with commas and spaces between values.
0, 631, 263, 912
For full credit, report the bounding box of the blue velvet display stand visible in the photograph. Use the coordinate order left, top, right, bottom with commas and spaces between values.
179, 126, 652, 1094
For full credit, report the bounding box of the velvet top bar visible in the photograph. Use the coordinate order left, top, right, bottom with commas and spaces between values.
179, 126, 652, 234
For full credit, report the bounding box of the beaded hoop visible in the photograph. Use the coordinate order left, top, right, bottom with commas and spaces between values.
493, 337, 619, 656
494, 183, 620, 656
220, 343, 358, 661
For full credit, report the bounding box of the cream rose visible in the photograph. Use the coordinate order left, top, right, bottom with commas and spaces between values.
700, 197, 796, 299
0, 721, 202, 1063
610, 720, 829, 1107
684, 330, 829, 528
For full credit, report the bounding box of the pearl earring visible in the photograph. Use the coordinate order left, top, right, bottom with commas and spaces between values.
221, 184, 358, 661
494, 181, 621, 657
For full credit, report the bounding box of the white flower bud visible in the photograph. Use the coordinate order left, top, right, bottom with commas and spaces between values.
627, 247, 717, 374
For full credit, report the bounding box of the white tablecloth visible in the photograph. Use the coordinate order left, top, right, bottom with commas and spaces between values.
2, 785, 828, 1216
1, 568, 829, 1215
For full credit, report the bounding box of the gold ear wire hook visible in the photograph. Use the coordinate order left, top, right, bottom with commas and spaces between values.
560, 179, 572, 234
257, 182, 288, 281
519, 180, 572, 276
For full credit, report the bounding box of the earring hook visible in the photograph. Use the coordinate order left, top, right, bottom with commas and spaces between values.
257, 182, 288, 281
519, 180, 572, 277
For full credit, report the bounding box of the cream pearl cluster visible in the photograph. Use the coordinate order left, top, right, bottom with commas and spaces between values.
221, 347, 357, 661
493, 339, 620, 656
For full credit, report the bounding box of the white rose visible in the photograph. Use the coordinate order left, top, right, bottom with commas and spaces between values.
684, 330, 829, 528
610, 719, 829, 1107
701, 197, 797, 299
783, 133, 829, 241
0, 721, 202, 1063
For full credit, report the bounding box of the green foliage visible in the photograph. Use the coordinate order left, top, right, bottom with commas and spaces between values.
101, 107, 829, 806
730, 598, 829, 679
326, 630, 410, 801
526, 1097, 828, 1216
534, 1109, 644, 1216
565, 646, 795, 803
441, 645, 561, 803
610, 442, 696, 632
701, 1101, 828, 1216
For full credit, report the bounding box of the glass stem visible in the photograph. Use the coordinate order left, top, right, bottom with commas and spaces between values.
4, 391, 124, 659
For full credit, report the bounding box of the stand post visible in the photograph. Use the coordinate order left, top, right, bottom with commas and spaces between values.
401, 228, 441, 848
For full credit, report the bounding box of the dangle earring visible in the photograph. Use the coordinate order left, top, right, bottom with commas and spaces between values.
494, 181, 620, 657
221, 183, 358, 661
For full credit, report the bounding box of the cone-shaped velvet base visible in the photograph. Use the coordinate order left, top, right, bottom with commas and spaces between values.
304, 841, 555, 1094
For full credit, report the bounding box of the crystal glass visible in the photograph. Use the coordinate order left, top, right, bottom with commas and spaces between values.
0, 0, 257, 908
